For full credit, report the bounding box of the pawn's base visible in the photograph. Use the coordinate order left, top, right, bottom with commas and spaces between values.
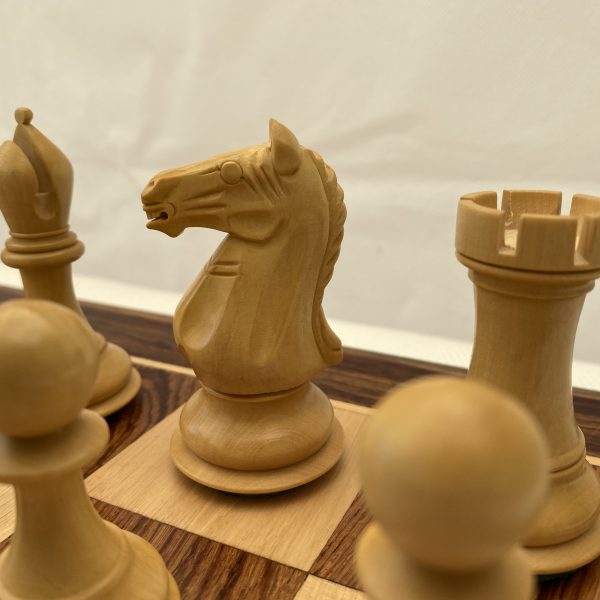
356, 524, 535, 600
108, 527, 180, 600
170, 418, 345, 494
525, 510, 600, 576
0, 524, 179, 599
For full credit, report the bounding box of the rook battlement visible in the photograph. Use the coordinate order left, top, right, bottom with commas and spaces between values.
456, 190, 600, 272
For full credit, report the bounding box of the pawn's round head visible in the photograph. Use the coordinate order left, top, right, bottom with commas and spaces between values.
0, 300, 99, 438
359, 376, 548, 571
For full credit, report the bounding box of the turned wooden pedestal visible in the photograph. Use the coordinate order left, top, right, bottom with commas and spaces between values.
456, 189, 600, 575
141, 119, 347, 494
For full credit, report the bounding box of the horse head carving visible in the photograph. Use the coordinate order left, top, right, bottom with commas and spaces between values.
142, 120, 345, 395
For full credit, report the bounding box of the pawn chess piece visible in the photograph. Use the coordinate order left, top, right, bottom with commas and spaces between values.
0, 108, 140, 416
456, 190, 600, 574
141, 119, 346, 494
356, 377, 548, 600
0, 299, 179, 599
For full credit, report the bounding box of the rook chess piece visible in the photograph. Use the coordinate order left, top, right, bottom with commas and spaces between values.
141, 119, 346, 493
0, 108, 141, 416
456, 190, 600, 574
0, 299, 179, 599
356, 377, 548, 600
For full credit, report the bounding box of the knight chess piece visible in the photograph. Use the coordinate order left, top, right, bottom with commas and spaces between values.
141, 119, 346, 494
456, 190, 600, 574
0, 108, 140, 416
356, 377, 548, 600
0, 299, 179, 599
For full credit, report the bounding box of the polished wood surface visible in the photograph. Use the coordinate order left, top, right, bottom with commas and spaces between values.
457, 189, 600, 574
0, 300, 177, 599
142, 119, 347, 492
356, 378, 548, 600
0, 286, 598, 598
0, 109, 140, 416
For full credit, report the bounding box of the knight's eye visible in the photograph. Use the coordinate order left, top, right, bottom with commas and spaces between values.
220, 161, 242, 184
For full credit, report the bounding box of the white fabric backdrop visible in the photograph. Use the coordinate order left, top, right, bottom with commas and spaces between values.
1, 1, 600, 360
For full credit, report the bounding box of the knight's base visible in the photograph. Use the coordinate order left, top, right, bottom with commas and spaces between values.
356, 523, 535, 600
88, 368, 141, 417
525, 510, 600, 576
170, 418, 345, 494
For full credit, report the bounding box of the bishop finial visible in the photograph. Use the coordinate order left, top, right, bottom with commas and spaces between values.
14, 107, 33, 125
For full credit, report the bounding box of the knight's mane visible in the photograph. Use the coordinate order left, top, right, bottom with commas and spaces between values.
308, 150, 346, 365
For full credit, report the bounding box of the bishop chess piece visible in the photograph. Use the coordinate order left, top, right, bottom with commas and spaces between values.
0, 108, 140, 416
456, 190, 600, 574
356, 377, 548, 600
141, 120, 346, 494
0, 299, 179, 599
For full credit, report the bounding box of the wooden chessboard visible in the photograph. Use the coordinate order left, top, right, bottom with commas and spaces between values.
0, 286, 599, 600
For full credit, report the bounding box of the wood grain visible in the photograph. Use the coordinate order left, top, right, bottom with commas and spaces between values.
295, 575, 365, 600
0, 285, 598, 425
93, 499, 306, 600
311, 494, 371, 589
537, 559, 600, 599
2, 286, 600, 598
1, 488, 308, 600
92, 365, 198, 475
574, 397, 600, 458
0, 114, 141, 418
0, 287, 183, 365
0, 485, 13, 546
86, 405, 366, 571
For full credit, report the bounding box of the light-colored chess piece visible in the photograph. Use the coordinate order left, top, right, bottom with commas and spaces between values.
456, 189, 600, 574
356, 377, 548, 600
141, 119, 346, 493
0, 299, 179, 599
0, 108, 140, 416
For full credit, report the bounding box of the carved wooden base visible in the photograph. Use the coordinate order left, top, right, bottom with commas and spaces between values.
100, 525, 179, 600
90, 367, 141, 417
525, 510, 600, 576
170, 418, 344, 494
522, 450, 600, 574
0, 399, 179, 600
0, 524, 178, 600
89, 342, 141, 416
356, 523, 535, 600
170, 381, 345, 493
178, 383, 337, 470
457, 255, 600, 575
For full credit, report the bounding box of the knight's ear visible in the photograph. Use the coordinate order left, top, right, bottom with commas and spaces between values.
269, 119, 301, 175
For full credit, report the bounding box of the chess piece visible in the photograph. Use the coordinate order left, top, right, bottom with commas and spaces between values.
0, 108, 140, 416
456, 190, 600, 574
141, 119, 346, 493
0, 299, 179, 599
356, 377, 548, 600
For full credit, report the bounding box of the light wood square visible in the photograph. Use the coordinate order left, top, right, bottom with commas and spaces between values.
86, 403, 368, 571
295, 576, 365, 600
0, 484, 14, 542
